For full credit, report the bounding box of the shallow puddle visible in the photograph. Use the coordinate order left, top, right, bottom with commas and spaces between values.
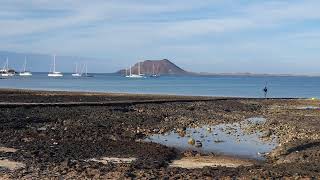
145, 118, 277, 160
295, 106, 320, 110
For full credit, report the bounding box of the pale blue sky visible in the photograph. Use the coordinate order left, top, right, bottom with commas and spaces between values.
1, 0, 320, 74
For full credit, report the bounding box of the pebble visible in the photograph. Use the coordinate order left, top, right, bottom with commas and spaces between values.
195, 140, 202, 148
262, 129, 272, 138
188, 138, 195, 145
37, 126, 47, 131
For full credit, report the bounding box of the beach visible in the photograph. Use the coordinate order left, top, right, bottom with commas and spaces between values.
0, 89, 319, 179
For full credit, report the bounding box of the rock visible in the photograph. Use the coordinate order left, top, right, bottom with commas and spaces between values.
262, 129, 272, 138
152, 129, 160, 133
37, 126, 47, 131
183, 150, 199, 157
178, 131, 186, 137
188, 138, 195, 145
195, 140, 202, 148
214, 140, 224, 143
21, 137, 33, 142
135, 132, 145, 139
107, 135, 119, 141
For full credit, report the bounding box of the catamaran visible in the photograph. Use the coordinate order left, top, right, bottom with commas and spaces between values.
0, 58, 15, 77
19, 57, 32, 76
126, 62, 145, 78
48, 55, 63, 77
72, 63, 82, 77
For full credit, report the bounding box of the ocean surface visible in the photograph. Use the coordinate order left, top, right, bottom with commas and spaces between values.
0, 73, 319, 98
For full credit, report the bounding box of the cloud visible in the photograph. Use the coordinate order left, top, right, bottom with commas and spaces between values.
0, 0, 320, 73
1, 1, 320, 39
0, 1, 217, 37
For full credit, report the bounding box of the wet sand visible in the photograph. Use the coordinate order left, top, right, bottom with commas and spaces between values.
0, 89, 319, 179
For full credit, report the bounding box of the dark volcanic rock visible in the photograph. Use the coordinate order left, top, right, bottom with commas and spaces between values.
1, 90, 320, 179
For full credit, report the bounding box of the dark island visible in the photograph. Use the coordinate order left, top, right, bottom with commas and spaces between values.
117, 59, 192, 75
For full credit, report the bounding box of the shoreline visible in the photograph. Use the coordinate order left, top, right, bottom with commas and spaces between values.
0, 88, 304, 100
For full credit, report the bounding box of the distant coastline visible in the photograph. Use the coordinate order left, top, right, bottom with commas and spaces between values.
6, 71, 320, 78
1, 51, 320, 77
194, 72, 320, 77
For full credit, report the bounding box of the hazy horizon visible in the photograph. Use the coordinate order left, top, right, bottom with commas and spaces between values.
1, 1, 320, 74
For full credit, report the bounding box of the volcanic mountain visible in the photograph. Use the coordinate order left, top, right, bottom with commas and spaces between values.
117, 59, 189, 75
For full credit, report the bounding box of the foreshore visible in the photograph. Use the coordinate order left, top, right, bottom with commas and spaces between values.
0, 89, 319, 179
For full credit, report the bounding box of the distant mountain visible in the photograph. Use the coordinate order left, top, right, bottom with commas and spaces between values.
117, 59, 190, 75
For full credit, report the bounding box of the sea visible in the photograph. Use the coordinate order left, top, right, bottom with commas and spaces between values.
0, 73, 319, 98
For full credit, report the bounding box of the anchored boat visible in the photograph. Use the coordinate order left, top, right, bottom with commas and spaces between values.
126, 62, 145, 78
72, 63, 82, 77
19, 57, 32, 77
0, 58, 15, 77
150, 64, 160, 78
48, 55, 63, 77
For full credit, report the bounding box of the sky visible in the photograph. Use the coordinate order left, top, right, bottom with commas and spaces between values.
0, 0, 320, 74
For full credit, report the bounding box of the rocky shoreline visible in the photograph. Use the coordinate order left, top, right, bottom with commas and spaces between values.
0, 89, 319, 179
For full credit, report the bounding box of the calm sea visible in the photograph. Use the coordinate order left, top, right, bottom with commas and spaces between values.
0, 73, 319, 98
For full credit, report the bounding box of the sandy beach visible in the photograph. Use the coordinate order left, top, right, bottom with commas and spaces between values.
0, 89, 319, 179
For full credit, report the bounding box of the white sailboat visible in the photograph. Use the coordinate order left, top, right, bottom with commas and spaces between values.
72, 63, 82, 77
48, 55, 63, 77
19, 57, 32, 76
0, 58, 15, 77
126, 62, 145, 78
150, 64, 160, 78
83, 64, 93, 77
138, 62, 145, 76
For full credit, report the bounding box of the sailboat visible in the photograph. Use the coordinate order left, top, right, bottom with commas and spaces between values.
138, 62, 145, 76
48, 55, 63, 77
72, 63, 82, 77
0, 58, 15, 77
19, 57, 32, 76
150, 64, 160, 78
126, 62, 145, 78
83, 64, 93, 77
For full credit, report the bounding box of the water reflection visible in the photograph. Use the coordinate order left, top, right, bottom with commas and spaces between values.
145, 118, 277, 160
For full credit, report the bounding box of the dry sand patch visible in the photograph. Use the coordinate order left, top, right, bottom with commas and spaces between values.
170, 155, 254, 169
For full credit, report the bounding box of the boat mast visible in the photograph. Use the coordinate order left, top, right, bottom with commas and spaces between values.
6, 57, 9, 70
138, 62, 141, 75
2, 61, 5, 70
53, 55, 56, 72
24, 57, 26, 72
85, 64, 88, 76
152, 64, 155, 75
75, 63, 78, 74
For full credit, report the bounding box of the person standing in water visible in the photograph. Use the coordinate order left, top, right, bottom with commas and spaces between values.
263, 82, 268, 98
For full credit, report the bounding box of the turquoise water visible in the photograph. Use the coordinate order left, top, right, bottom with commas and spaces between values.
0, 73, 319, 98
